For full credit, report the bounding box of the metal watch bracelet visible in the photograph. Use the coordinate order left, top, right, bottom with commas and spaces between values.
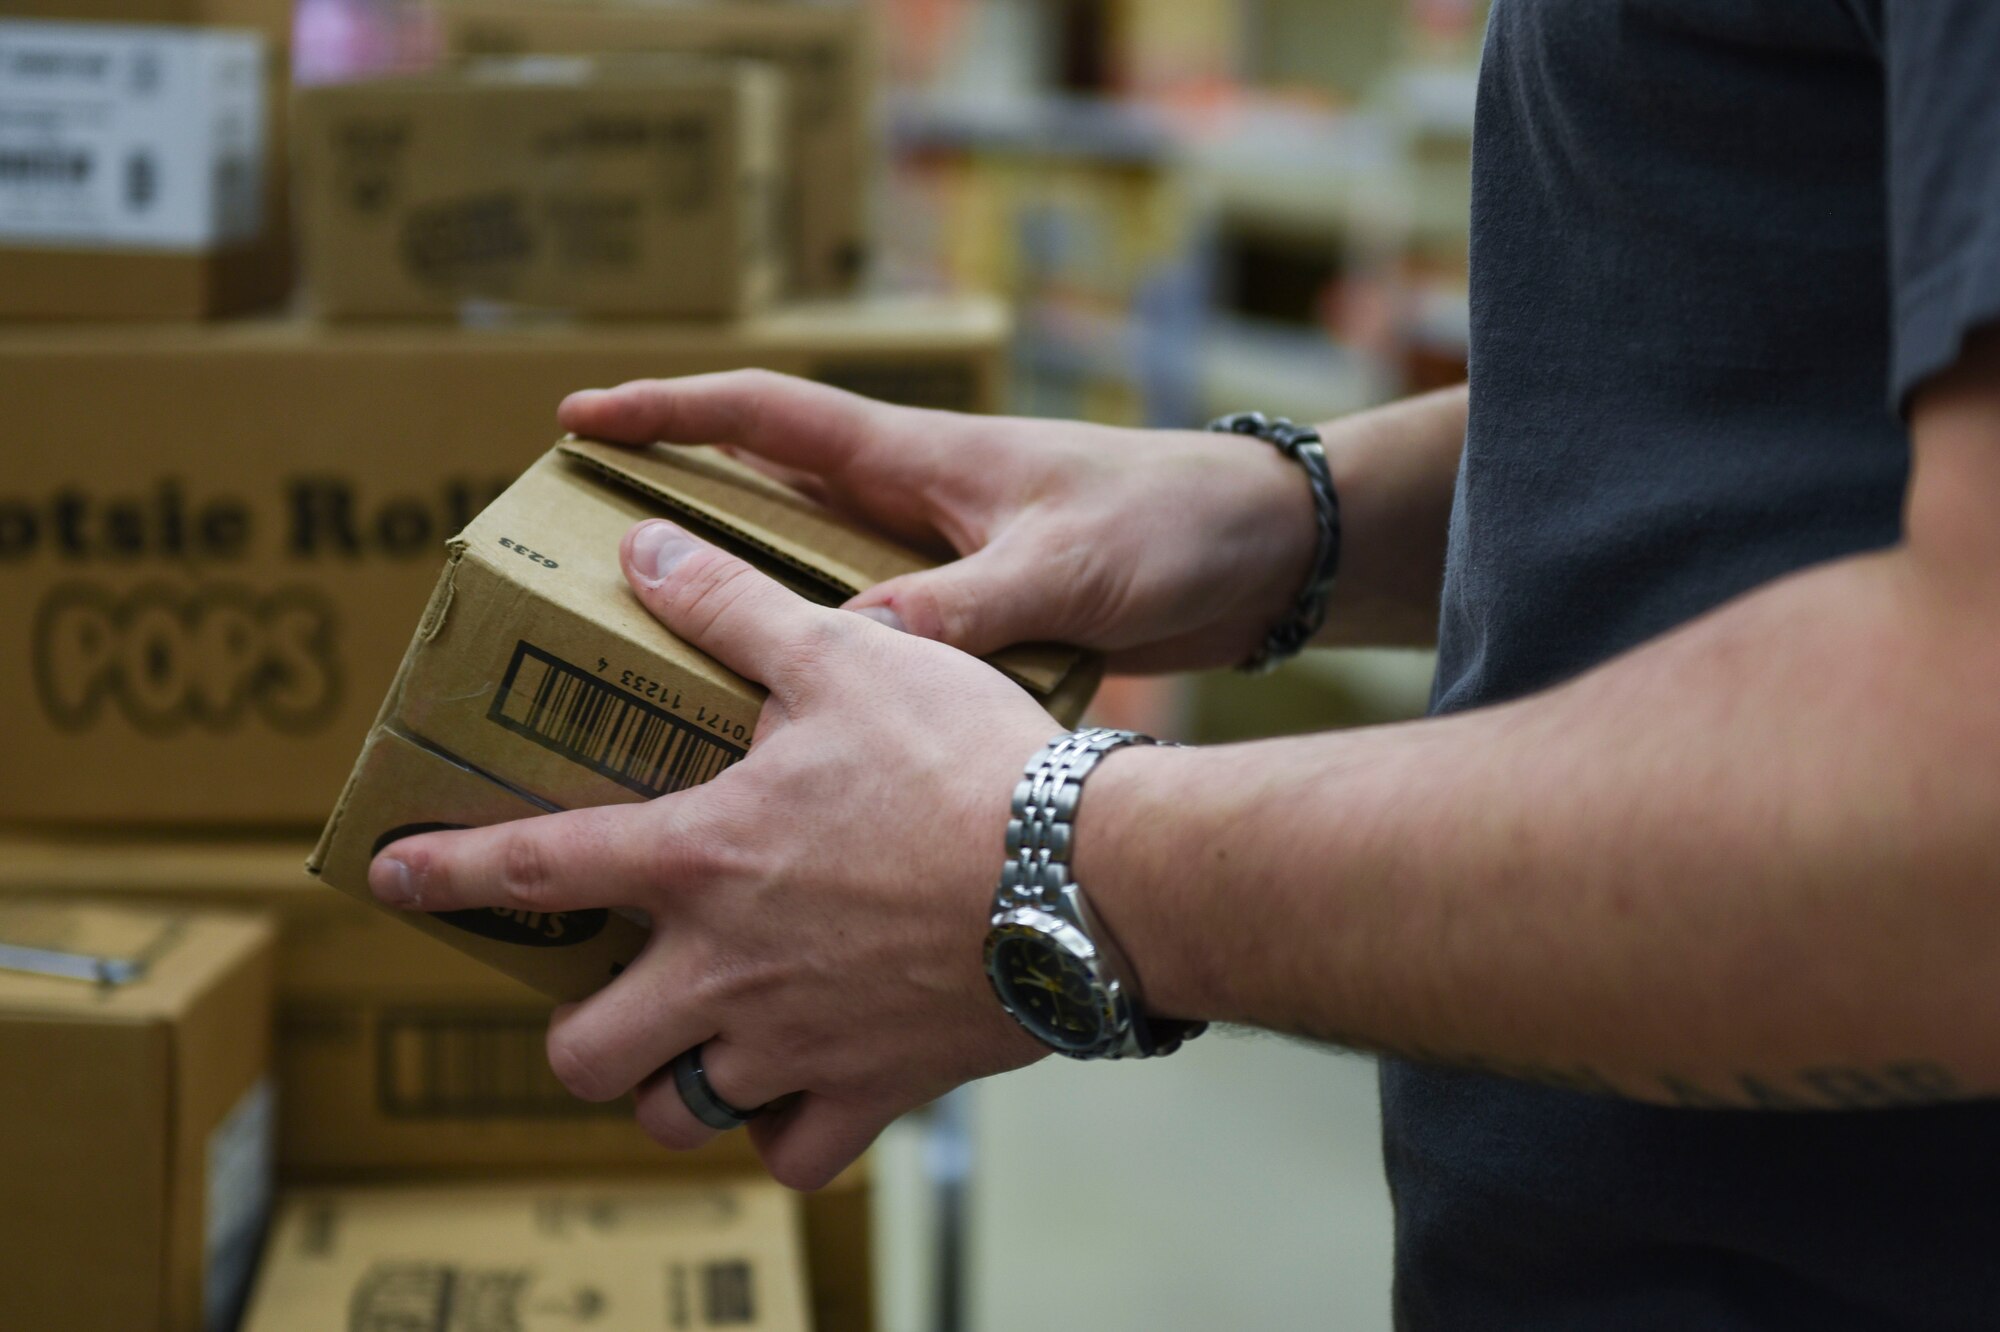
1209, 411, 1343, 673
998, 728, 1205, 1059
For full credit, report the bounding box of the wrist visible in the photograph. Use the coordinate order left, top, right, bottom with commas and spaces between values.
1315, 413, 1366, 514
1234, 430, 1324, 630
1068, 741, 1216, 1024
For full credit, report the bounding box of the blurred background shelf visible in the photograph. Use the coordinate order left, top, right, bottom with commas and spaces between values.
879, 0, 1479, 432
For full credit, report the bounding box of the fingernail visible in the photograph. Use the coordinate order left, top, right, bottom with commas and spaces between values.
853, 605, 907, 633
629, 520, 695, 583
370, 856, 417, 908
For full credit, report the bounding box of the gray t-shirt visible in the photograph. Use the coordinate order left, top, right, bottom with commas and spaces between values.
1392, 2, 2000, 1326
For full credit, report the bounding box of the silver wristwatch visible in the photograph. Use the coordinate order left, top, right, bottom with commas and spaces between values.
983, 728, 1205, 1060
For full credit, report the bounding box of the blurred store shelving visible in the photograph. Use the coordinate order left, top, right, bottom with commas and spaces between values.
876, 0, 1480, 431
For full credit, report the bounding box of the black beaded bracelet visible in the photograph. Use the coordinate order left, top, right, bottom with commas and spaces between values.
1208, 411, 1344, 673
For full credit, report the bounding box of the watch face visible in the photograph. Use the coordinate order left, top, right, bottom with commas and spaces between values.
990, 929, 1107, 1053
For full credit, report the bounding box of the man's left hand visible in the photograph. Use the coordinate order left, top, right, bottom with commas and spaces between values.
368, 517, 1058, 1189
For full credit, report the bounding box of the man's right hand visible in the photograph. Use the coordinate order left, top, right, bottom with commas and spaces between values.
559, 370, 1320, 673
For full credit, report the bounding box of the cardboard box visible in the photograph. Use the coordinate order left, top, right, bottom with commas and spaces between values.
0, 900, 275, 1332
438, 0, 870, 296
0, 18, 292, 319
271, 997, 872, 1330
0, 296, 1009, 827
277, 997, 763, 1176
242, 1176, 811, 1332
278, 1018, 882, 1332
312, 723, 653, 999
312, 442, 1101, 1000
294, 54, 783, 319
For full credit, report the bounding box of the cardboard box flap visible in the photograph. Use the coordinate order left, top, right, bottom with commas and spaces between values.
558, 440, 1082, 695
560, 438, 921, 594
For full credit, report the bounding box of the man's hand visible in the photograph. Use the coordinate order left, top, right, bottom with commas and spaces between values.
368, 518, 1059, 1189
559, 371, 1323, 673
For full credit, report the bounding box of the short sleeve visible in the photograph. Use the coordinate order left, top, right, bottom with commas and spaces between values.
1884, 3, 2000, 410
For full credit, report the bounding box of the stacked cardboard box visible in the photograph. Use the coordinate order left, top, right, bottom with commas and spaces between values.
435, 0, 872, 296
293, 53, 789, 319
0, 900, 275, 1331
0, 5, 999, 1325
0, 1, 294, 319
241, 1177, 814, 1331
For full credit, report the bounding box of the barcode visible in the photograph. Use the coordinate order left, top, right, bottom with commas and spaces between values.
377, 1010, 625, 1119
701, 1260, 756, 1326
488, 642, 744, 798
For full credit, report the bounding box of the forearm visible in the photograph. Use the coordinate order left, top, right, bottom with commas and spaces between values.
1315, 383, 1467, 647
1082, 540, 2000, 1108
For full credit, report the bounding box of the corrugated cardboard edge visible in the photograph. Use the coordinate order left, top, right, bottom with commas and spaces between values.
554, 439, 1095, 700
557, 438, 899, 597
307, 551, 466, 877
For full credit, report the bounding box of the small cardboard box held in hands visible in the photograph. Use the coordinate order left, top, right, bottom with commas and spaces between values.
310, 442, 1102, 1001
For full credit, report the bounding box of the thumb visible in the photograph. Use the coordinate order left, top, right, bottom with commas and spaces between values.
623, 519, 830, 693
846, 537, 1078, 658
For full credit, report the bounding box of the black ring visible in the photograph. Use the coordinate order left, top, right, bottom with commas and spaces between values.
669, 1045, 760, 1130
